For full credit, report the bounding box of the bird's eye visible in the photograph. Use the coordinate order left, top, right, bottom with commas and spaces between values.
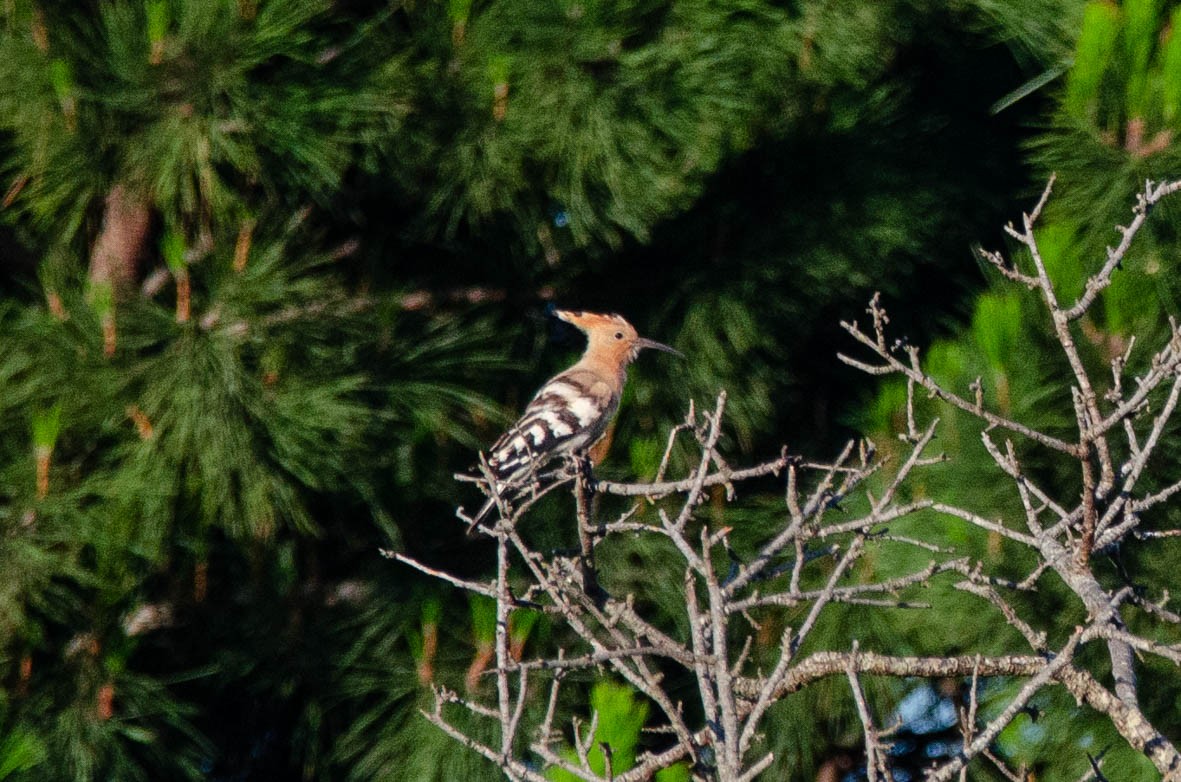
614, 332, 624, 340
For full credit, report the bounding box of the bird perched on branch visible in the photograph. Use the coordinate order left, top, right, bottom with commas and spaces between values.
465, 309, 681, 527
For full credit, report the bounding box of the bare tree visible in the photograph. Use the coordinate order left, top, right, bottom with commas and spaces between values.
396, 178, 1181, 781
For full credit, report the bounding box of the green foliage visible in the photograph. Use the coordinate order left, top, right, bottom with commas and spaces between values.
159, 230, 185, 274
988, 680, 1158, 779
971, 291, 1023, 373
969, 0, 1085, 64
468, 595, 496, 648
509, 608, 540, 649
378, 307, 509, 452
0, 210, 510, 776
548, 681, 690, 782
1035, 0, 1181, 241
855, 7, 1181, 775
335, 586, 504, 782
395, 0, 795, 250
0, 0, 407, 244
0, 0, 1135, 779
0, 693, 45, 781
1163, 8, 1181, 123
29, 403, 62, 452
21, 666, 208, 782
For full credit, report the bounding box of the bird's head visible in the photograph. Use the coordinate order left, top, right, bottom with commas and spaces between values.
554, 309, 682, 366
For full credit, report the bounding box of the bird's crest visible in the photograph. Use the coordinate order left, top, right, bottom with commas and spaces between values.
554, 309, 635, 334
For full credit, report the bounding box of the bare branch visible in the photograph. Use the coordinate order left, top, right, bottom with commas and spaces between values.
839, 308, 1077, 454
423, 181, 1181, 782
926, 628, 1085, 782
1063, 179, 1181, 320
847, 646, 887, 782
387, 551, 498, 598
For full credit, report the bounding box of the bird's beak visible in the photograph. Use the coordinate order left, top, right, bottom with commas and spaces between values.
635, 337, 683, 358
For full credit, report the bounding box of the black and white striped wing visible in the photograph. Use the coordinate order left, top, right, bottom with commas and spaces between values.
485, 372, 616, 484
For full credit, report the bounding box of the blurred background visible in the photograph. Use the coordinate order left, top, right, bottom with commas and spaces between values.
0, 1, 1178, 779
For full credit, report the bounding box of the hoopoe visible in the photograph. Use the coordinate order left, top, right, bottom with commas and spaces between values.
468, 309, 680, 526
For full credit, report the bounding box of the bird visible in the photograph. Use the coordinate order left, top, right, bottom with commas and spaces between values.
465, 309, 681, 527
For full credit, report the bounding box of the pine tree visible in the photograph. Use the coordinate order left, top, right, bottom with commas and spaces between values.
0, 1, 1102, 780
859, 3, 1181, 779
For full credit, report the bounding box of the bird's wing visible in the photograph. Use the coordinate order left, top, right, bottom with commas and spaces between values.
486, 369, 618, 483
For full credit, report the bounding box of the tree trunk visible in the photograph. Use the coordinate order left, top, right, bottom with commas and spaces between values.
88, 183, 151, 294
